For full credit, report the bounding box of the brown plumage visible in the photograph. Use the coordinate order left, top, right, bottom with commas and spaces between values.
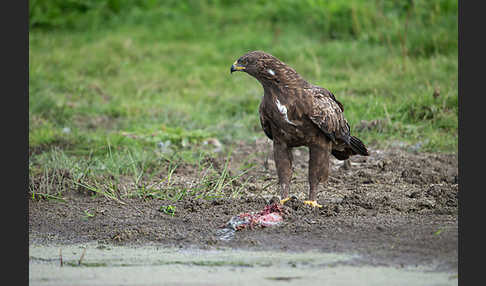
231, 51, 369, 207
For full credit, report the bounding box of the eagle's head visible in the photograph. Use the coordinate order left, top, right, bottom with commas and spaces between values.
231, 51, 302, 86
231, 51, 306, 87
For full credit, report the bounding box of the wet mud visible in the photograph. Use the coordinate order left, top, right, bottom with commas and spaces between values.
29, 140, 458, 272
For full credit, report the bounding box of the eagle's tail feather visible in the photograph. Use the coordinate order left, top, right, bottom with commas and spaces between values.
331, 149, 350, 160
349, 136, 369, 156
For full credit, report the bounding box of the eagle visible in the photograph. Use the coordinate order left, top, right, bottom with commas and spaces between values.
231, 51, 369, 208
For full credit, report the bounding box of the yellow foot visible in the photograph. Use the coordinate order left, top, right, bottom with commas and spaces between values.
303, 200, 323, 208
280, 197, 291, 205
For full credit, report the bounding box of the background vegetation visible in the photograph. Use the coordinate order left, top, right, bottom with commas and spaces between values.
29, 0, 458, 200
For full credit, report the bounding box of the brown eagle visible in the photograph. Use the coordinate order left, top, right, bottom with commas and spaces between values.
231, 51, 369, 208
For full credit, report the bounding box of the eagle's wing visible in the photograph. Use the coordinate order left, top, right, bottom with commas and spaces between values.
259, 101, 273, 140
307, 87, 350, 144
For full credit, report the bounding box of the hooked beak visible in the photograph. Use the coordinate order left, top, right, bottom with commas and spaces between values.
230, 61, 245, 74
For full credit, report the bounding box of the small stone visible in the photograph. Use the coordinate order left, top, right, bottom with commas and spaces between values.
408, 191, 421, 198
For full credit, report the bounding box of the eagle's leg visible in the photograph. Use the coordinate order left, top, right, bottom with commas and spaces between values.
273, 140, 293, 204
342, 159, 351, 170
305, 140, 331, 208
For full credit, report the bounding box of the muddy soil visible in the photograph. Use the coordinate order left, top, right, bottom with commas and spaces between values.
29, 139, 458, 272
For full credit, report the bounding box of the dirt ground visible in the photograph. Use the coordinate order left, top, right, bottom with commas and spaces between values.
29, 139, 458, 272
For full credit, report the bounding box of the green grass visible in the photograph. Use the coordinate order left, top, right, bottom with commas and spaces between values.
29, 1, 458, 201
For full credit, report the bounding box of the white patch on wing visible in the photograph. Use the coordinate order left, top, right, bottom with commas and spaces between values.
267, 69, 275, 76
275, 99, 297, 126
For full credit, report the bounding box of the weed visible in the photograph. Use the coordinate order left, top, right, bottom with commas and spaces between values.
82, 210, 95, 220
159, 205, 176, 216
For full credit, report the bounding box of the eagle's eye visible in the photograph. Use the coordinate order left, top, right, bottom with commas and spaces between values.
240, 58, 251, 66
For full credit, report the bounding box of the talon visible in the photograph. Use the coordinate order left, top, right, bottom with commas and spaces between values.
303, 200, 323, 208
280, 197, 291, 205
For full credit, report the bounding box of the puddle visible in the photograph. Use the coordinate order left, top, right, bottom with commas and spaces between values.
29, 242, 458, 286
